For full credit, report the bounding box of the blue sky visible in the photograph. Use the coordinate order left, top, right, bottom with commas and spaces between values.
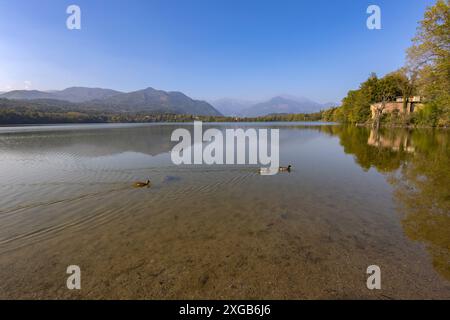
0, 0, 435, 103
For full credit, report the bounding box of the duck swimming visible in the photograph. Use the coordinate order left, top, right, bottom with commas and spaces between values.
279, 165, 292, 172
259, 165, 292, 175
133, 179, 151, 188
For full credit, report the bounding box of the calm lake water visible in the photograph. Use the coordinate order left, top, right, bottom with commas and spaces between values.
0, 122, 449, 299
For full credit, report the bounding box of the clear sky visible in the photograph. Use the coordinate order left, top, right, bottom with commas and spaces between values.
0, 0, 435, 103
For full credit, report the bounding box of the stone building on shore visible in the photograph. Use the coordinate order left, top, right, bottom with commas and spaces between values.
370, 96, 424, 119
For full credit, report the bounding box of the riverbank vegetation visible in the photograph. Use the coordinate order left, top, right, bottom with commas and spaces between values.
0, 98, 324, 124
323, 0, 449, 128
0, 2, 447, 127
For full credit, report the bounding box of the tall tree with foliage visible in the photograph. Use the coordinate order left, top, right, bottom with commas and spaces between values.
324, 0, 449, 127
407, 0, 450, 126
336, 72, 405, 125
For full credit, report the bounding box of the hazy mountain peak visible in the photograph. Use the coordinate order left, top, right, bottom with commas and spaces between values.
54, 87, 123, 102
239, 96, 326, 117
0, 87, 122, 103
0, 90, 52, 100
208, 98, 256, 116
0, 86, 222, 116
141, 87, 158, 92
209, 95, 333, 117
276, 94, 316, 103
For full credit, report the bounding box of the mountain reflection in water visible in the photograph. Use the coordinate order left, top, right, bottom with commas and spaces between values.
0, 123, 448, 299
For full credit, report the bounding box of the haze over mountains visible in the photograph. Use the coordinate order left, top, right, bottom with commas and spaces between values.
0, 87, 221, 116
0, 87, 337, 117
0, 87, 122, 103
208, 98, 255, 117
209, 95, 337, 117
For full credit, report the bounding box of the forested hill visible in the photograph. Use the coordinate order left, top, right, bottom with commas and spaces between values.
0, 86, 222, 120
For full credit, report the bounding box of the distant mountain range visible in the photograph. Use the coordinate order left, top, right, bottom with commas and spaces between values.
0, 87, 122, 102
208, 98, 256, 117
0, 87, 221, 116
0, 87, 337, 118
210, 95, 337, 117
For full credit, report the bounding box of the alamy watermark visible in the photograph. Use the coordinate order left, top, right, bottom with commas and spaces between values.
366, 265, 381, 290
170, 121, 280, 175
66, 265, 81, 290
66, 4, 81, 30
367, 5, 381, 30
65, 4, 381, 31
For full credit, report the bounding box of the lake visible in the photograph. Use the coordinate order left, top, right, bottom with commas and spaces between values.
0, 122, 448, 299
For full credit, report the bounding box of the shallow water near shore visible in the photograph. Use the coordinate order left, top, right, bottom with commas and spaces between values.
0, 122, 449, 299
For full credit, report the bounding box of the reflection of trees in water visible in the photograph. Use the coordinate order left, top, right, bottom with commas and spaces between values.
320, 125, 411, 172
392, 131, 450, 281
2, 123, 448, 280
0, 124, 181, 157
321, 125, 450, 281
367, 129, 415, 153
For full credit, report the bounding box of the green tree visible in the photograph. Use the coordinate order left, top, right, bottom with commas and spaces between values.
407, 0, 450, 126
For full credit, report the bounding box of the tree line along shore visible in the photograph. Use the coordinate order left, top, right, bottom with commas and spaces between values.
0, 1, 448, 128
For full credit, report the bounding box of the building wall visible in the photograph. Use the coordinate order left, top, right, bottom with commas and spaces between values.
370, 101, 424, 119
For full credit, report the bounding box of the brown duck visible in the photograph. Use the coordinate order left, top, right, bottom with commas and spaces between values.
133, 179, 151, 188
279, 165, 292, 172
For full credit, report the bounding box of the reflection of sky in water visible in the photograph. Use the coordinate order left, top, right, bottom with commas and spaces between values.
85, 152, 172, 170
0, 123, 448, 299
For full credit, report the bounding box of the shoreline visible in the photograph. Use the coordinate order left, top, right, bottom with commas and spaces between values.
0, 120, 448, 129
355, 122, 449, 129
